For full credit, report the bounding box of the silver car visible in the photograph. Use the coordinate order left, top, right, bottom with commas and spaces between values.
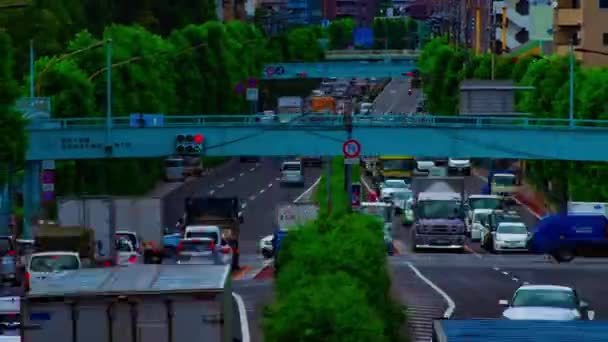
176, 238, 231, 265
280, 160, 304, 187
500, 285, 592, 321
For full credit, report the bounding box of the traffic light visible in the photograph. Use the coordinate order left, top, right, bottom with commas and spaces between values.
175, 133, 204, 155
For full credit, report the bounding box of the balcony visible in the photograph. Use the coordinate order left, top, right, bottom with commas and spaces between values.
555, 8, 581, 26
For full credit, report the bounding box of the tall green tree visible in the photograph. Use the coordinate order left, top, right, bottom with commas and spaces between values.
0, 30, 27, 175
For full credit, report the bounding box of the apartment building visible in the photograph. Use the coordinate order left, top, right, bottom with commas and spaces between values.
287, 0, 322, 25
333, 0, 377, 25
459, 0, 493, 53
554, 0, 608, 66
493, 0, 531, 52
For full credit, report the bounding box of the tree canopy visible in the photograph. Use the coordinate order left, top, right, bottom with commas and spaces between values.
264, 157, 406, 341
417, 37, 608, 203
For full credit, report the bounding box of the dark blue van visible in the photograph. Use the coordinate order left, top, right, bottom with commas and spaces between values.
530, 214, 608, 262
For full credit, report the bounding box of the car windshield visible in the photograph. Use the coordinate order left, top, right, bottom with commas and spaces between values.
392, 191, 412, 200
179, 240, 214, 252
0, 238, 13, 255
29, 255, 80, 272
470, 198, 502, 210
282, 163, 301, 171
474, 212, 490, 223
185, 231, 218, 243
384, 180, 407, 188
116, 239, 133, 252
418, 200, 463, 219
493, 175, 516, 186
490, 214, 522, 230
164, 159, 183, 167
381, 159, 415, 171
116, 233, 137, 248
512, 289, 577, 309
498, 224, 527, 234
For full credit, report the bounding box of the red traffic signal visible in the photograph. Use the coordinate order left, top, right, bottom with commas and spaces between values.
193, 134, 204, 144
406, 72, 413, 77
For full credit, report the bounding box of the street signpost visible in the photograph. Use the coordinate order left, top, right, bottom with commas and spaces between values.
343, 138, 361, 164
351, 182, 361, 208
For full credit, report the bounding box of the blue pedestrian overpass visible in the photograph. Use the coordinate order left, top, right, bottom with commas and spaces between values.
25, 114, 608, 161
15, 113, 608, 240
261, 60, 417, 79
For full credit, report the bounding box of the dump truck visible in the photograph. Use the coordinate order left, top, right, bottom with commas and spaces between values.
184, 197, 243, 270
411, 177, 467, 252
21, 264, 235, 342
310, 96, 336, 113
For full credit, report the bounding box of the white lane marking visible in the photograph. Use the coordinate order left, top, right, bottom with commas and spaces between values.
255, 162, 261, 167
493, 266, 500, 271
240, 172, 245, 177
268, 183, 273, 188
249, 195, 255, 201
259, 189, 265, 194
501, 271, 509, 276
472, 170, 541, 219
208, 190, 215, 195
232, 292, 251, 342
241, 203, 247, 209
217, 184, 225, 189
249, 167, 255, 172
512, 277, 519, 282
228, 177, 235, 182
275, 177, 280, 181
407, 262, 456, 318
293, 176, 322, 203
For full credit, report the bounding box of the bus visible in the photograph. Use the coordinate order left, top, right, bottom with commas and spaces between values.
377, 156, 416, 181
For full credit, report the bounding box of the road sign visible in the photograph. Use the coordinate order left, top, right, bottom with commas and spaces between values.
265, 66, 274, 77
344, 157, 360, 165
247, 78, 258, 88
342, 138, 361, 158
42, 160, 55, 170
321, 19, 330, 28
234, 83, 245, 94
42, 170, 55, 183
246, 88, 259, 101
274, 66, 285, 75
42, 183, 54, 192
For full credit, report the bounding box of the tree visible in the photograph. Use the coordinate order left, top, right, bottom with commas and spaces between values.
327, 18, 355, 49
0, 30, 27, 178
264, 272, 387, 342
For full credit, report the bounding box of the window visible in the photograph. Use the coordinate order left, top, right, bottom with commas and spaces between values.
601, 0, 608, 8
604, 33, 608, 45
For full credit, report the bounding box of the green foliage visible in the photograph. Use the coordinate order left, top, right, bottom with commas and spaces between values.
314, 157, 361, 217
327, 18, 356, 49
0, 30, 27, 177
372, 17, 419, 50
8, 20, 322, 196
418, 38, 608, 203
267, 159, 406, 341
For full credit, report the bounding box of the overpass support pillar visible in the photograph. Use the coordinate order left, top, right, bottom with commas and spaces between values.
22, 160, 41, 239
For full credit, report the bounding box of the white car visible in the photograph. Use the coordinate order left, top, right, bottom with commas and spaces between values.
258, 234, 274, 259
468, 209, 493, 241
115, 238, 142, 266
26, 252, 81, 289
492, 222, 530, 252
448, 158, 471, 175
500, 285, 592, 321
380, 179, 410, 200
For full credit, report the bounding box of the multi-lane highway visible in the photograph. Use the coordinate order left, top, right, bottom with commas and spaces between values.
380, 171, 608, 341
372, 77, 419, 114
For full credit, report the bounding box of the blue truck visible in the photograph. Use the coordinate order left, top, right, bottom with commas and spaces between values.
529, 213, 608, 262
432, 319, 608, 341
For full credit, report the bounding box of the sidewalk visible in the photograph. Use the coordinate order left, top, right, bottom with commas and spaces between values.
472, 168, 552, 219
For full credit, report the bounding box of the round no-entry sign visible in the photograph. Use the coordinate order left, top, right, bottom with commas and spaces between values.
342, 139, 361, 158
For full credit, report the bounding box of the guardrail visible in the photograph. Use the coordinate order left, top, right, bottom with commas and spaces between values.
26, 114, 608, 131
326, 50, 419, 56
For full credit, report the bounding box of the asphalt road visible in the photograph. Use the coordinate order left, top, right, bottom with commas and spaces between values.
372, 78, 419, 114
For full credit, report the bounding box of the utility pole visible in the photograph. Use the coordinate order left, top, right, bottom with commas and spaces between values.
105, 39, 113, 154
489, 0, 496, 80
29, 40, 34, 98
326, 156, 332, 215
568, 39, 575, 127
345, 113, 353, 212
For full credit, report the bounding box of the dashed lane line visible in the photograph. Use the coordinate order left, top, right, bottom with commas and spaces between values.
248, 195, 255, 201
228, 177, 235, 182
241, 203, 247, 209
217, 184, 225, 189
240, 172, 245, 177
249, 167, 255, 172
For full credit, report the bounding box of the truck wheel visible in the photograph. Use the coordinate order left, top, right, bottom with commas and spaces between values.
553, 249, 575, 263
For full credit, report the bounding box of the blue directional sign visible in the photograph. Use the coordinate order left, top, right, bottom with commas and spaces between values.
321, 19, 330, 28
129, 114, 164, 127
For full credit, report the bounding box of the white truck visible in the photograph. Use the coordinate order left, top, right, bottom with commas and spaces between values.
56, 196, 180, 263
21, 264, 235, 342
276, 203, 319, 231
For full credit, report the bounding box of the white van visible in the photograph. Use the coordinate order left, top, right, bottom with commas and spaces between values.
280, 160, 304, 187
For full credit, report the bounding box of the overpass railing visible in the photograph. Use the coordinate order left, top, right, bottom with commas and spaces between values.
26, 114, 608, 131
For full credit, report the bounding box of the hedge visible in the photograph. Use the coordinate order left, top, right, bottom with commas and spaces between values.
264, 157, 406, 342
418, 36, 608, 204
